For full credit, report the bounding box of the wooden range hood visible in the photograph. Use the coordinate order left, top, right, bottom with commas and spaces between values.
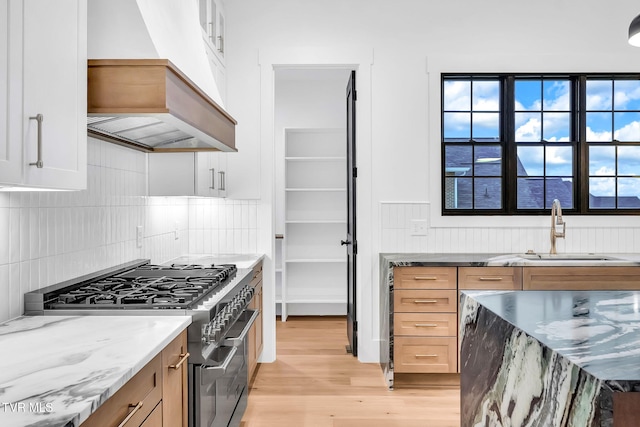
87, 59, 237, 152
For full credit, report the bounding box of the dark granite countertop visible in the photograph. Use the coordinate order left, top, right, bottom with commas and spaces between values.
463, 290, 640, 382
380, 252, 640, 267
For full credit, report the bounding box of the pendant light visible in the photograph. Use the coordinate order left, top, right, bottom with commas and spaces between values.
629, 13, 640, 46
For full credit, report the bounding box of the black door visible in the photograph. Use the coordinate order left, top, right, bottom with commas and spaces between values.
344, 70, 357, 356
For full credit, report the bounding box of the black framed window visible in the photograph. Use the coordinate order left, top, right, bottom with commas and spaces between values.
442, 73, 640, 215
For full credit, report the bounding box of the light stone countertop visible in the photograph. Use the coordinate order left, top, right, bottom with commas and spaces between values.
0, 315, 191, 427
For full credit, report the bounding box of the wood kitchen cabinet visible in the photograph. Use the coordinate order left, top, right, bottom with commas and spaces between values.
0, 0, 87, 190
393, 267, 458, 374
148, 152, 227, 197
248, 261, 263, 384
523, 266, 640, 290
81, 330, 188, 427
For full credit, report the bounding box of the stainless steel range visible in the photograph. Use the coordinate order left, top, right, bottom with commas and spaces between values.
24, 258, 258, 427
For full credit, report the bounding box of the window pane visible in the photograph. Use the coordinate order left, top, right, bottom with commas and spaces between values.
443, 112, 471, 140
614, 80, 640, 110
586, 80, 612, 110
472, 81, 500, 111
472, 113, 499, 140
589, 177, 615, 208
474, 178, 502, 209
614, 112, 640, 141
515, 80, 540, 111
517, 146, 543, 176
618, 178, 640, 208
546, 146, 573, 176
543, 80, 571, 111
543, 112, 570, 141
517, 178, 543, 209
444, 177, 472, 209
545, 178, 573, 209
443, 80, 470, 110
475, 145, 502, 176
515, 112, 541, 141
618, 146, 640, 176
589, 146, 615, 175
445, 145, 472, 174
586, 112, 612, 141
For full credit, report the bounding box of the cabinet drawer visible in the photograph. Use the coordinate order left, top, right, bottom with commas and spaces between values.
394, 289, 457, 313
394, 337, 457, 373
394, 312, 457, 337
523, 266, 640, 290
394, 267, 456, 290
250, 263, 263, 288
82, 354, 162, 427
458, 267, 522, 290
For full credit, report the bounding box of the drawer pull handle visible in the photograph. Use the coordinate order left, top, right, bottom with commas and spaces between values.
479, 277, 503, 281
415, 354, 438, 358
415, 323, 438, 327
169, 352, 190, 370
413, 299, 438, 304
414, 276, 437, 280
117, 401, 144, 427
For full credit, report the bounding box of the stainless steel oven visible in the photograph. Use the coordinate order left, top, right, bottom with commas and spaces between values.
192, 308, 258, 427
24, 258, 259, 427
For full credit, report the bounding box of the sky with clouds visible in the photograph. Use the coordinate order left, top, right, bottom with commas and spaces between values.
443, 78, 640, 204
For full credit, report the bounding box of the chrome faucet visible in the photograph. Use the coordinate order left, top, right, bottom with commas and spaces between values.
550, 199, 566, 255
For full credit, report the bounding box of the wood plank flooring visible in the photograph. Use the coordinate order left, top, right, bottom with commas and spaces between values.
240, 316, 460, 427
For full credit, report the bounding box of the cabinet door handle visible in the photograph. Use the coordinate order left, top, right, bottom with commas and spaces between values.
117, 401, 144, 427
29, 114, 44, 168
210, 168, 215, 189
414, 276, 437, 280
414, 323, 438, 327
415, 354, 438, 358
169, 352, 190, 370
219, 171, 225, 191
217, 35, 224, 53
413, 299, 438, 304
209, 22, 215, 41
479, 277, 503, 281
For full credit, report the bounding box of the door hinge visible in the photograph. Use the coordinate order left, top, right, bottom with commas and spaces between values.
353, 241, 358, 254
352, 167, 357, 178
353, 90, 357, 101
353, 320, 358, 332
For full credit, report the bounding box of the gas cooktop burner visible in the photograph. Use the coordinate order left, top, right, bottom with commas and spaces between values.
45, 262, 237, 310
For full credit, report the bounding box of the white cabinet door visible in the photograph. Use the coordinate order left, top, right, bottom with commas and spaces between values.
196, 152, 217, 197
21, 0, 87, 190
214, 152, 226, 198
149, 152, 225, 198
0, 1, 22, 185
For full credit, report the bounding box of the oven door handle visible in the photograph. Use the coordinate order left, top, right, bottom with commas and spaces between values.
223, 309, 259, 347
200, 346, 238, 384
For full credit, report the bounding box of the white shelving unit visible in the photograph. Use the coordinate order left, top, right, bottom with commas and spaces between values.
281, 129, 347, 321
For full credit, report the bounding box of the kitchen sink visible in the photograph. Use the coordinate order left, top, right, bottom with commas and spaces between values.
518, 253, 618, 261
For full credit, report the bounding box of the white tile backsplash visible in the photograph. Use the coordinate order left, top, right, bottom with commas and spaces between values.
380, 202, 640, 254
0, 138, 261, 323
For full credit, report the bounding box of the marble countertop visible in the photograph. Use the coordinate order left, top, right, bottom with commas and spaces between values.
463, 290, 640, 382
0, 315, 191, 427
380, 252, 640, 267
167, 253, 264, 269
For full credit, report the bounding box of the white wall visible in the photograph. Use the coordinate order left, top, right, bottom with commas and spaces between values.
225, 0, 640, 363
0, 138, 258, 323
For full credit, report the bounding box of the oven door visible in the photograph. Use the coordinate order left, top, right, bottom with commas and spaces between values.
194, 309, 258, 427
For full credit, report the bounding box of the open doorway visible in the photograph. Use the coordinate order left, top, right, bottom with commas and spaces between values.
273, 68, 355, 352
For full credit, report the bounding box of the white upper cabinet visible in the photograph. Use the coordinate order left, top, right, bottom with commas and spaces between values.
148, 152, 227, 198
198, 0, 226, 101
0, 0, 87, 190
198, 0, 225, 64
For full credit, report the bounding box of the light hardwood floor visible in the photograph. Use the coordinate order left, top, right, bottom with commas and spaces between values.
241, 316, 460, 427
